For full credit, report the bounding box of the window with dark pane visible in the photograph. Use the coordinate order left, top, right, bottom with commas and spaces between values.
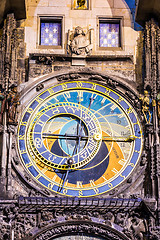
99, 20, 120, 48
40, 20, 62, 46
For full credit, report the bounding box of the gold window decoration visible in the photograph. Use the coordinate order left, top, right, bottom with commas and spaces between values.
73, 0, 89, 10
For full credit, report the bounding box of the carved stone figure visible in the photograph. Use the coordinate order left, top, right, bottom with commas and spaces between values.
0, 85, 6, 124
69, 26, 93, 56
131, 216, 146, 240
7, 84, 20, 124
36, 83, 44, 92
157, 92, 160, 122
140, 90, 151, 123
115, 212, 126, 228
4, 204, 19, 223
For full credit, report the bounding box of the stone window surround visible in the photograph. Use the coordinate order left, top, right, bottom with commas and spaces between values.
97, 16, 123, 51
37, 15, 64, 49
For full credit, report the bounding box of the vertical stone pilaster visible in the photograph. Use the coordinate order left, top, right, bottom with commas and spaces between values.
0, 14, 25, 198
144, 19, 160, 225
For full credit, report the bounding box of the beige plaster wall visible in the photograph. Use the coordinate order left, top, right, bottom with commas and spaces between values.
24, 0, 139, 60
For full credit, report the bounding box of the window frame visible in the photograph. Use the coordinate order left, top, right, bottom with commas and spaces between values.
98, 17, 123, 51
37, 15, 64, 49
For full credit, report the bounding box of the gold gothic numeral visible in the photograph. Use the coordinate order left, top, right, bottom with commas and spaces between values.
90, 180, 99, 194
105, 89, 111, 96
36, 97, 43, 103
76, 82, 82, 88
27, 108, 34, 114
21, 121, 27, 126
63, 188, 68, 194
26, 162, 32, 168
108, 182, 113, 188
126, 108, 133, 114
48, 88, 54, 95
20, 150, 27, 154
62, 83, 68, 90
19, 135, 25, 140
48, 182, 54, 189
116, 96, 123, 103
35, 174, 41, 180
92, 84, 96, 90
79, 190, 83, 196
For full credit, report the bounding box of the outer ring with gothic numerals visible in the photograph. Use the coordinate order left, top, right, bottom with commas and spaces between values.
18, 81, 143, 197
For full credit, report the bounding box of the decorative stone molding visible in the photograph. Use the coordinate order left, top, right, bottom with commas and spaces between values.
31, 221, 128, 240
0, 196, 156, 240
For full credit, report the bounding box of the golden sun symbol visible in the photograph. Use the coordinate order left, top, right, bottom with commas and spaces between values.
77, 0, 86, 7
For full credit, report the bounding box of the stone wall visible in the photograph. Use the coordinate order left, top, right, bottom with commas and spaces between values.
24, 0, 138, 59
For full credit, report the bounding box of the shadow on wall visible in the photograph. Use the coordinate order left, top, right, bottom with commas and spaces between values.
0, 0, 26, 26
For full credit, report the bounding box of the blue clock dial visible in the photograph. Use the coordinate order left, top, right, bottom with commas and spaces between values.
18, 81, 143, 197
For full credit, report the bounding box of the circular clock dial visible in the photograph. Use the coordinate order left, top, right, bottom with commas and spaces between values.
18, 81, 143, 197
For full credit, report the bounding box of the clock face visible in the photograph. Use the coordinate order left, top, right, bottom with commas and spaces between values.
18, 81, 143, 197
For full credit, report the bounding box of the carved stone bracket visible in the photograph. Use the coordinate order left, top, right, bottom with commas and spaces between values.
37, 56, 55, 65
30, 54, 71, 66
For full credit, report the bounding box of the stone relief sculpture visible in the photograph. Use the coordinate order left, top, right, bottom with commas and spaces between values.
68, 26, 93, 56
7, 84, 20, 124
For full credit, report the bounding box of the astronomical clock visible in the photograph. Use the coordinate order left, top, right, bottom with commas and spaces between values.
1, 0, 160, 238
18, 80, 143, 198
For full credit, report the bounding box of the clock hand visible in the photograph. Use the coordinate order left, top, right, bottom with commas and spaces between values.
64, 132, 83, 182
101, 135, 136, 142
77, 118, 83, 154
42, 133, 88, 141
58, 127, 83, 192
43, 133, 80, 139
93, 133, 136, 142
75, 93, 95, 151
42, 133, 136, 142
58, 158, 73, 192
88, 94, 96, 109
74, 93, 96, 151
57, 125, 82, 192
72, 94, 95, 153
